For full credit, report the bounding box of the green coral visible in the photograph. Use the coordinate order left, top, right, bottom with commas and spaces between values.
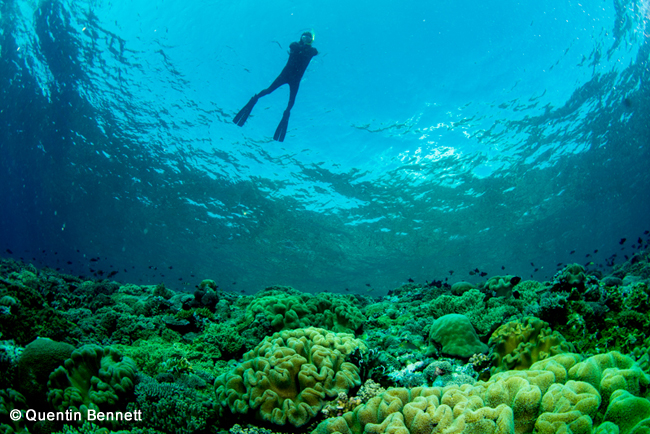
242, 287, 365, 334
215, 327, 366, 427
0, 389, 28, 434
312, 351, 650, 434
428, 313, 488, 358
47, 345, 137, 423
489, 317, 575, 374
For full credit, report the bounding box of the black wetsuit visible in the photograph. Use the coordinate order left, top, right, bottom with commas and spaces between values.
258, 42, 318, 110
233, 40, 318, 141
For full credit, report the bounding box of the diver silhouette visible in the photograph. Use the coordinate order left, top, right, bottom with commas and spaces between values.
233, 31, 318, 142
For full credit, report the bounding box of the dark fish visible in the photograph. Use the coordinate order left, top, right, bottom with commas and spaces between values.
501, 266, 505, 270
645, 230, 649, 234
557, 263, 563, 267
586, 254, 591, 258
365, 283, 371, 287
233, 282, 237, 285
178, 278, 182, 281
107, 271, 118, 278
480, 272, 487, 277
449, 270, 454, 275
469, 270, 476, 276
97, 270, 104, 276
530, 262, 534, 267
90, 258, 99, 262
570, 250, 575, 255
5, 249, 12, 254
240, 290, 245, 293
534, 268, 539, 272
510, 276, 522, 285
474, 268, 480, 273
169, 266, 173, 269
345, 288, 350, 291
408, 278, 414, 282
594, 250, 598, 253
620, 238, 626, 245
638, 237, 643, 245
67, 261, 72, 264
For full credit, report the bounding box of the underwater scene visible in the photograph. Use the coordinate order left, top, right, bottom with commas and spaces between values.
1, 0, 650, 433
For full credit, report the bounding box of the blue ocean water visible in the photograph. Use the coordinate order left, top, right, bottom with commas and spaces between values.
1, 0, 648, 294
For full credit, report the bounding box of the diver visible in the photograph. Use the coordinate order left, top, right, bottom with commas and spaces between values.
233, 31, 318, 142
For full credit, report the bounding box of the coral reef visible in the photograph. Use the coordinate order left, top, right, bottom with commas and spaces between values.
1, 246, 650, 434
215, 327, 366, 427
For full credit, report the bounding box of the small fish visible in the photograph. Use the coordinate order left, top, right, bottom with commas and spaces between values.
5, 249, 12, 254
90, 257, 98, 262
501, 266, 505, 270
479, 272, 487, 277
594, 249, 598, 253
365, 283, 371, 287
638, 237, 643, 245
469, 270, 476, 276
534, 268, 539, 272
449, 270, 454, 275
168, 266, 173, 269
67, 261, 72, 264
570, 250, 575, 254
345, 288, 350, 291
530, 262, 535, 267
585, 254, 591, 258
107, 271, 118, 278
400, 341, 418, 350
620, 238, 626, 245
557, 263, 563, 267
408, 278, 414, 283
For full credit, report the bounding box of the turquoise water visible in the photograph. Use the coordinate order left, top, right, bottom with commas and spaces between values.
1, 0, 649, 294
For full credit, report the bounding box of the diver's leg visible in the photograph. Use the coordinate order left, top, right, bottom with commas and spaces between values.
273, 83, 299, 142
233, 76, 287, 127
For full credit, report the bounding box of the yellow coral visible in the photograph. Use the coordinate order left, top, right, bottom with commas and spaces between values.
489, 317, 575, 374
312, 351, 649, 434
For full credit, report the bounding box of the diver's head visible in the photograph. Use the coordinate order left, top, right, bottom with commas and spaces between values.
300, 31, 314, 45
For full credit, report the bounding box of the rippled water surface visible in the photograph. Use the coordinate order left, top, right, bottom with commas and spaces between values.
1, 0, 649, 293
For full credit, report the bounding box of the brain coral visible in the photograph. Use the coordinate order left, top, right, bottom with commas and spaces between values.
312, 351, 650, 434
489, 317, 575, 374
215, 327, 366, 427
47, 345, 137, 420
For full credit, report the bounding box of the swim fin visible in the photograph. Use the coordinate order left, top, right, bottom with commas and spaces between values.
233, 96, 258, 127
273, 110, 290, 142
